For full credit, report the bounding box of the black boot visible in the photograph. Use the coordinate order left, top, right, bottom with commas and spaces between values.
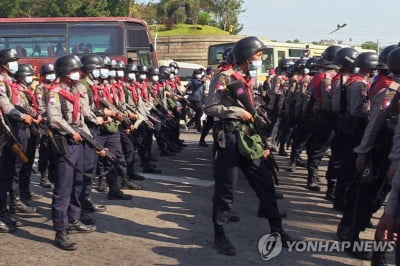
0, 220, 14, 233
97, 176, 108, 192
0, 209, 23, 227
268, 217, 294, 248
278, 143, 288, 156
129, 172, 145, 181
325, 180, 336, 201
67, 219, 96, 234
108, 183, 132, 200
160, 148, 175, 157
306, 168, 320, 192
40, 170, 52, 188
9, 194, 37, 213
143, 163, 162, 174
213, 224, 236, 256
55, 230, 77, 251
121, 176, 143, 190
81, 196, 107, 213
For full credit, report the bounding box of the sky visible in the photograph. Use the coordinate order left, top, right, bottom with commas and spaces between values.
138, 0, 399, 47
240, 0, 398, 47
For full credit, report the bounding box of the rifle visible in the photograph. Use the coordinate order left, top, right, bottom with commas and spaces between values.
0, 114, 29, 163
71, 125, 117, 164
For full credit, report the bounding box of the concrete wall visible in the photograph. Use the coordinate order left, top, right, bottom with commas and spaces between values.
154, 35, 245, 66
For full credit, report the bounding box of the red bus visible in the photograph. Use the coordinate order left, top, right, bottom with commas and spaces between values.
0, 17, 157, 73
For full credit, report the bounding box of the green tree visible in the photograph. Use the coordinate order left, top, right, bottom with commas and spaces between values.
361, 41, 378, 52
76, 0, 110, 16
214, 0, 244, 34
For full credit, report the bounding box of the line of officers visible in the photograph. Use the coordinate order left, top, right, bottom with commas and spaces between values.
0, 48, 189, 250
263, 43, 400, 260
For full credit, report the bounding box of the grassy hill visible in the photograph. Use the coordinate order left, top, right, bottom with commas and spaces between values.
149, 23, 230, 36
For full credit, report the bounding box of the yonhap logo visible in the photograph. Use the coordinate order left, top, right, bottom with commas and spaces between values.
257, 232, 283, 260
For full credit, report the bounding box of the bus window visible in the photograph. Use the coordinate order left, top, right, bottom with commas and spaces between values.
289, 48, 306, 58
278, 50, 286, 61
0, 36, 65, 57
208, 43, 233, 66
262, 47, 274, 72
68, 23, 123, 55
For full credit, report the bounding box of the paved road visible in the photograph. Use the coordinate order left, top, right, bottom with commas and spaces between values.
0, 130, 395, 265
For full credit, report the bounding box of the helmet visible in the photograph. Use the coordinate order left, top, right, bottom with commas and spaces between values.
278, 58, 295, 70
169, 61, 179, 69
377, 44, 398, 70
148, 67, 160, 75
354, 52, 379, 72
101, 56, 112, 67
232, 36, 265, 64
80, 54, 104, 73
159, 66, 171, 80
387, 47, 400, 72
192, 69, 203, 77
334, 47, 359, 71
112, 60, 125, 70
137, 65, 149, 73
0, 48, 19, 66
14, 64, 34, 80
40, 63, 55, 76
206, 66, 216, 75
322, 45, 341, 62
54, 55, 83, 77
293, 58, 308, 71
125, 64, 138, 73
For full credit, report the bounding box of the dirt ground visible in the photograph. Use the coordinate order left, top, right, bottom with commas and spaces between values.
0, 130, 395, 265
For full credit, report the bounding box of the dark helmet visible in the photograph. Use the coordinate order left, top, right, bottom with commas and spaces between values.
306, 57, 319, 69
137, 65, 149, 73
206, 66, 216, 75
40, 63, 55, 76
354, 52, 379, 72
377, 44, 398, 70
125, 64, 138, 73
101, 56, 112, 67
278, 58, 295, 70
387, 47, 400, 72
14, 64, 34, 80
159, 66, 171, 80
293, 58, 308, 71
112, 60, 125, 70
54, 55, 83, 77
322, 45, 342, 62
0, 48, 19, 65
192, 69, 203, 78
334, 47, 359, 71
169, 61, 179, 69
232, 36, 265, 64
148, 67, 160, 76
80, 54, 104, 73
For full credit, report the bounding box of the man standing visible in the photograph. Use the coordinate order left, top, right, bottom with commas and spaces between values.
204, 36, 293, 256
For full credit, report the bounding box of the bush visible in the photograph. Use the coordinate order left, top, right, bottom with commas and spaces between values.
198, 11, 211, 25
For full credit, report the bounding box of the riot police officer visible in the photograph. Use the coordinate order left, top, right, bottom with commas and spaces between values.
204, 36, 293, 256
48, 55, 96, 250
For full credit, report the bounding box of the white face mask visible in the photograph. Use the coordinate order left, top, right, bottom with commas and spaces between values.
195, 74, 202, 79
8, 61, 18, 74
45, 73, 56, 82
68, 71, 80, 81
109, 70, 116, 78
128, 73, 136, 81
117, 70, 124, 78
152, 76, 159, 82
303, 68, 310, 75
249, 70, 257, 77
92, 69, 100, 78
249, 60, 262, 71
100, 68, 109, 79
174, 69, 178, 74
169, 73, 175, 79
139, 74, 147, 81
25, 75, 33, 84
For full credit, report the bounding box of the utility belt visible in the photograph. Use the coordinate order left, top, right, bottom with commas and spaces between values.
215, 119, 245, 132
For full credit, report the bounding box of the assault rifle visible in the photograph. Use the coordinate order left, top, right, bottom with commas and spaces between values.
0, 114, 29, 163
72, 125, 117, 164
